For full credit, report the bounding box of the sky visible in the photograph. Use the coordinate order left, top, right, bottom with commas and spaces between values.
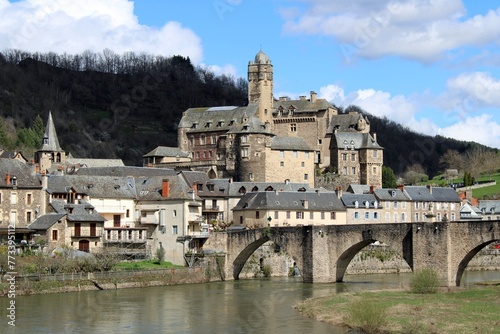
0, 0, 499, 149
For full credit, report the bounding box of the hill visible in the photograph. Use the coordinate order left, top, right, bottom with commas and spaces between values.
0, 50, 496, 177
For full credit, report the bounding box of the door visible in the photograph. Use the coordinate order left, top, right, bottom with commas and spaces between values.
90, 223, 96, 237
79, 240, 89, 252
113, 215, 120, 227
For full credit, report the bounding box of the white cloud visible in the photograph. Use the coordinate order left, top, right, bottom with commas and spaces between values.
203, 63, 238, 78
316, 82, 500, 148
282, 0, 500, 62
0, 0, 203, 63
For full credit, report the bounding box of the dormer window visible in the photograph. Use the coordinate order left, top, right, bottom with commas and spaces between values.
252, 186, 259, 192
11, 176, 17, 187
243, 125, 249, 131
192, 123, 198, 129
229, 120, 235, 126
217, 121, 224, 127
205, 122, 212, 128
42, 136, 48, 145
391, 190, 396, 197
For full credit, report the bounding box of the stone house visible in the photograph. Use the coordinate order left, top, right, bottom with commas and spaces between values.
403, 185, 461, 222
478, 200, 500, 221
372, 188, 412, 223
232, 190, 347, 228
341, 193, 382, 224
0, 158, 43, 242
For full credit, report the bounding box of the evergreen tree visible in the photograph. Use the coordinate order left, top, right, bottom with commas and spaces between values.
382, 166, 397, 188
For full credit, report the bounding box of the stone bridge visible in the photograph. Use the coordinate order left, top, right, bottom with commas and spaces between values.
205, 220, 500, 286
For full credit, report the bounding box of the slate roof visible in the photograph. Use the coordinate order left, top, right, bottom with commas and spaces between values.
179, 104, 261, 134
270, 136, 313, 151
460, 203, 482, 219
404, 186, 460, 203
478, 200, 500, 214
341, 194, 379, 208
66, 158, 125, 168
74, 166, 177, 178
228, 182, 310, 197
46, 175, 137, 199
0, 158, 40, 188
143, 146, 190, 158
39, 111, 63, 152
273, 98, 334, 114
346, 184, 371, 194
28, 213, 66, 230
331, 132, 382, 150
327, 112, 369, 133
134, 175, 197, 201
51, 200, 105, 222
233, 191, 346, 211
373, 188, 410, 201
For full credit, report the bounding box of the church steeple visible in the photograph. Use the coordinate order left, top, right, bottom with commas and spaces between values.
39, 111, 62, 151
248, 50, 274, 126
35, 111, 65, 173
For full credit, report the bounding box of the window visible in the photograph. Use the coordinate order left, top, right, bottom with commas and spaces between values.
393, 201, 398, 209
351, 154, 356, 161
301, 162, 305, 167
172, 225, 178, 234
212, 135, 217, 144
310, 212, 314, 219
354, 212, 360, 220
402, 202, 406, 209
330, 212, 336, 220
451, 213, 456, 220
197, 184, 203, 191
373, 212, 379, 220
401, 213, 406, 222
318, 139, 322, 145
304, 174, 309, 180
415, 202, 420, 209
342, 153, 347, 161
415, 213, 419, 221
373, 150, 378, 158
290, 124, 297, 132
241, 135, 248, 143
173, 210, 177, 217
305, 152, 309, 159
200, 135, 206, 145
352, 167, 356, 174
293, 151, 298, 158
256, 211, 260, 219
241, 148, 249, 158
296, 212, 304, 219
11, 192, 17, 205
196, 152, 200, 159
385, 202, 389, 209
52, 230, 58, 241
372, 167, 377, 174
280, 161, 284, 167
189, 136, 194, 146
321, 212, 325, 220
394, 213, 398, 222
0, 193, 2, 204
274, 211, 279, 219
26, 193, 32, 205
286, 211, 291, 219
364, 212, 369, 220
280, 150, 284, 158
126, 209, 130, 218
26, 211, 32, 223
385, 213, 390, 222
343, 167, 347, 175
249, 173, 254, 180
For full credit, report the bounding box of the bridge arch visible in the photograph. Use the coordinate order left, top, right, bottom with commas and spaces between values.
455, 239, 499, 286
233, 236, 270, 280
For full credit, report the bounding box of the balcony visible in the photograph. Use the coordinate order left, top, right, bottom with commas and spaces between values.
202, 205, 220, 213
72, 232, 102, 238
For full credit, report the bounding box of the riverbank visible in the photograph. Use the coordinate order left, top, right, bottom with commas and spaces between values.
0, 262, 224, 296
295, 283, 500, 333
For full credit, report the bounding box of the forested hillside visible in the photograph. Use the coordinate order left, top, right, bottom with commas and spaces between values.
0, 49, 495, 177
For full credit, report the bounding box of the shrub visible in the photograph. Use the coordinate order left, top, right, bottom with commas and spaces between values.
262, 264, 272, 277
410, 268, 440, 294
344, 299, 387, 334
155, 247, 165, 264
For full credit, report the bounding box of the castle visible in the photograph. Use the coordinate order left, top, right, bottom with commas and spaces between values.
144, 50, 383, 188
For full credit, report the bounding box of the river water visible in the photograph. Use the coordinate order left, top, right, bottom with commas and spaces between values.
2, 271, 500, 334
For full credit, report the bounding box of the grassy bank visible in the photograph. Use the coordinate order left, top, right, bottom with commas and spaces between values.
295, 285, 500, 334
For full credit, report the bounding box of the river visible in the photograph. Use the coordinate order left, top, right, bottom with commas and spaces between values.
2, 271, 500, 333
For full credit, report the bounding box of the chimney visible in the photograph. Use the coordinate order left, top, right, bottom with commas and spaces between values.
310, 91, 317, 102
427, 184, 432, 194
5, 173, 10, 185
369, 185, 375, 194
162, 179, 170, 198
299, 95, 306, 101
335, 186, 342, 199
397, 184, 404, 191
303, 199, 309, 209
373, 132, 377, 142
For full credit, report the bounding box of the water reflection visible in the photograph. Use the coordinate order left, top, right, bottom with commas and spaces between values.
2, 271, 499, 334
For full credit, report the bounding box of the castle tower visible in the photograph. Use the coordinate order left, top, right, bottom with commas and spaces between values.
34, 111, 66, 173
248, 50, 274, 126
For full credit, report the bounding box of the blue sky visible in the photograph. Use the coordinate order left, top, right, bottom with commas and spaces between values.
1, 0, 499, 148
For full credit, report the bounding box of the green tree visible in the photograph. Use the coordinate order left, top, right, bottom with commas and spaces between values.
464, 171, 475, 187
382, 166, 397, 188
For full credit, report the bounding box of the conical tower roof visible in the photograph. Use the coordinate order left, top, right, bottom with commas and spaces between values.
40, 111, 62, 152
